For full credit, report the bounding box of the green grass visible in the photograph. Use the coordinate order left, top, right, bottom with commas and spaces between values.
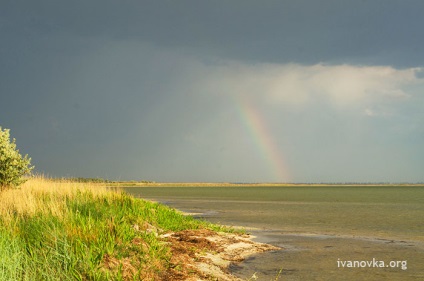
0, 178, 230, 280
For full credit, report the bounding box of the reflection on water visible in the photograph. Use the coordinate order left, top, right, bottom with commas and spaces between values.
124, 186, 424, 280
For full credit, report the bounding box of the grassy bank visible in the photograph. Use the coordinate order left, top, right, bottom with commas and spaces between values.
0, 177, 229, 280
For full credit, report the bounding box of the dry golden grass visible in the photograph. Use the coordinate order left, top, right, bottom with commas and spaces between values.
0, 176, 117, 225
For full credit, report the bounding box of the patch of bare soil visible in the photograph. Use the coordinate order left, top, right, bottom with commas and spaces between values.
160, 229, 281, 281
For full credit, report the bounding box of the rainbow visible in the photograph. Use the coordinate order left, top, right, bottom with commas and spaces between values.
234, 97, 290, 182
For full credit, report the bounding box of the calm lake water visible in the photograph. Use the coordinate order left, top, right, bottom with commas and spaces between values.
124, 185, 424, 280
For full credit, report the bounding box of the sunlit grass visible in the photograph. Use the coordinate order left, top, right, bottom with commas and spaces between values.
0, 176, 114, 224
0, 176, 229, 280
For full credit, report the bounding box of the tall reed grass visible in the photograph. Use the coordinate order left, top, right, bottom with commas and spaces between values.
0, 176, 225, 280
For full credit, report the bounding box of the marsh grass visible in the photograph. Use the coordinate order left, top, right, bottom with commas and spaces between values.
0, 177, 228, 280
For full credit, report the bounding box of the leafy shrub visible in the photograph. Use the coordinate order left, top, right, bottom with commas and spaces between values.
0, 127, 34, 189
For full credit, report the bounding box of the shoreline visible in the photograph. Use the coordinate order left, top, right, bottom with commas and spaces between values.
118, 182, 424, 187
147, 201, 424, 280
124, 185, 424, 279
161, 229, 281, 281
172, 226, 424, 281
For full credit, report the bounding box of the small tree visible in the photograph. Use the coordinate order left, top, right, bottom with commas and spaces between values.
0, 127, 34, 189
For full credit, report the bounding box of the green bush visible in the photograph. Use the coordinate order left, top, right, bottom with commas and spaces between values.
0, 127, 34, 189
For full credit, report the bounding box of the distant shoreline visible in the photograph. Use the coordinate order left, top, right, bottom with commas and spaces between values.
114, 182, 424, 187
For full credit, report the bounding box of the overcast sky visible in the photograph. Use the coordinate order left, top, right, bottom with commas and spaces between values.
1, 1, 424, 183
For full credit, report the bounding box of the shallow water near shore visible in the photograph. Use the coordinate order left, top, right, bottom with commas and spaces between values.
124, 185, 424, 280
233, 231, 424, 280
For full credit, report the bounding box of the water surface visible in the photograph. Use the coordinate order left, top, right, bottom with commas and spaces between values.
124, 185, 424, 280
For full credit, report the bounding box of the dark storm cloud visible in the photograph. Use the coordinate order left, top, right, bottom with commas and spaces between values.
1, 1, 424, 182
2, 0, 424, 66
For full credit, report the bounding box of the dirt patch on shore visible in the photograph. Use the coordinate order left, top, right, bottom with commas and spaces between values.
161, 229, 280, 281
